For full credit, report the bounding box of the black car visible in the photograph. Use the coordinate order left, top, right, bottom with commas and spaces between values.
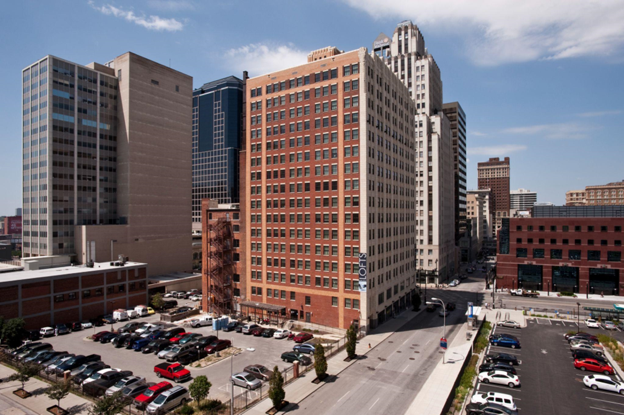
223, 321, 239, 332
102, 315, 116, 325
572, 349, 608, 364
281, 352, 311, 365
447, 303, 456, 311
235, 325, 244, 333
124, 335, 142, 349
100, 332, 119, 344
70, 322, 83, 332
55, 354, 101, 376
10, 342, 42, 357
177, 348, 207, 365
262, 329, 277, 338
465, 402, 518, 415
90, 317, 105, 327
72, 362, 110, 385
490, 333, 519, 342
426, 304, 436, 312
565, 331, 594, 341
112, 333, 131, 348
56, 324, 70, 335
32, 351, 66, 365
162, 300, 178, 310
194, 336, 218, 350
25, 330, 41, 341
478, 362, 517, 376
142, 339, 171, 354
162, 328, 185, 341
83, 370, 133, 397
485, 353, 520, 366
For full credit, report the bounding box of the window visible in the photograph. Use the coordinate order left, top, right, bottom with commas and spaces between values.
332, 297, 338, 307
516, 248, 527, 258
588, 251, 601, 261
305, 296, 311, 306
550, 249, 562, 259
569, 250, 581, 260
608, 251, 622, 262
345, 298, 352, 309
54, 294, 64, 303
533, 249, 545, 259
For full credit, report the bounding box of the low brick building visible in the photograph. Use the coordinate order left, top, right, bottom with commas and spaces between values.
0, 261, 147, 330
497, 216, 624, 295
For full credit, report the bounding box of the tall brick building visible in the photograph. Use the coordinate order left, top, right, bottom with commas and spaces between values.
244, 47, 417, 330
478, 157, 510, 237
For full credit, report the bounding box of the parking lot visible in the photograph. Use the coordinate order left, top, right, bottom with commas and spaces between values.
38, 305, 305, 402
474, 316, 624, 414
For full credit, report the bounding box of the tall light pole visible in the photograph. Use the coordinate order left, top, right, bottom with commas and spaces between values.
110, 239, 117, 262
577, 302, 581, 334
109, 300, 116, 332
428, 297, 446, 364
435, 259, 439, 288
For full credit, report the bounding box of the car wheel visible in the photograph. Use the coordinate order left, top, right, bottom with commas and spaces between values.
580, 366, 586, 371
511, 345, 516, 349
156, 372, 162, 378
508, 383, 515, 388
591, 385, 598, 390
620, 389, 624, 395
482, 379, 489, 384
605, 370, 612, 375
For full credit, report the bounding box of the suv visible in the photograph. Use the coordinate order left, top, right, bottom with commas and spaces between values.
146, 385, 189, 414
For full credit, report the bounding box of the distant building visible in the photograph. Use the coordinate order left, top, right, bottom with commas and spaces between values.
566, 190, 587, 206
586, 181, 624, 206
15, 208, 22, 216
478, 157, 510, 236
510, 188, 537, 211
467, 190, 493, 251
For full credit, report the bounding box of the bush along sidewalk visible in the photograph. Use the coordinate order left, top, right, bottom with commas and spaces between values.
597, 334, 624, 371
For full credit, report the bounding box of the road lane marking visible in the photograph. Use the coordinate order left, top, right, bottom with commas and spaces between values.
369, 397, 380, 410
402, 364, 410, 373
588, 397, 624, 406
337, 391, 349, 402
586, 389, 624, 399
590, 407, 624, 414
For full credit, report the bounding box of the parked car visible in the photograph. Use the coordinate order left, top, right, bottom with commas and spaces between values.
178, 333, 203, 345
10, 342, 42, 357
293, 343, 316, 354
134, 381, 173, 410
565, 331, 594, 340
177, 349, 206, 365
127, 309, 139, 319
134, 305, 150, 317
573, 349, 608, 364
118, 322, 142, 334
80, 321, 93, 330
194, 336, 218, 350
585, 319, 600, 328
172, 306, 192, 315
162, 300, 178, 310
470, 391, 517, 411
113, 310, 129, 322
106, 376, 146, 397
124, 335, 143, 349
261, 328, 277, 338
251, 327, 265, 336
42, 354, 73, 371
447, 302, 456, 311
30, 351, 67, 365
100, 332, 119, 344
244, 365, 271, 381
40, 327, 55, 338
143, 339, 171, 354
164, 344, 196, 362
102, 315, 116, 325
133, 338, 152, 351
82, 368, 120, 386
223, 321, 238, 332
497, 320, 521, 329
485, 353, 520, 366
147, 307, 156, 315
146, 385, 189, 415
583, 374, 624, 394
92, 331, 111, 342
448, 279, 460, 287
439, 309, 450, 317
426, 304, 436, 312
231, 372, 262, 390
571, 342, 604, 356
281, 351, 312, 365
568, 334, 599, 344
56, 354, 101, 376
122, 382, 155, 399
55, 324, 70, 335
570, 338, 601, 348
575, 358, 615, 375
293, 332, 314, 343
18, 343, 52, 361
604, 321, 617, 330
70, 361, 106, 377
22, 348, 55, 363
478, 362, 517, 376
135, 323, 159, 335
153, 363, 192, 383
478, 370, 520, 388
190, 316, 213, 328
71, 362, 109, 383
169, 332, 192, 345
162, 328, 186, 341
84, 370, 133, 398
242, 324, 260, 334
70, 322, 83, 332
273, 329, 291, 339
490, 337, 521, 349
112, 333, 131, 348
205, 339, 232, 354
465, 402, 518, 415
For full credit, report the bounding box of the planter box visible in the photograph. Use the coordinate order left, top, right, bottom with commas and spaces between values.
47, 405, 68, 415
13, 389, 31, 399
266, 401, 288, 414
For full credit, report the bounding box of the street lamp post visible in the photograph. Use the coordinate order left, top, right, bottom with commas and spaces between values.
577, 302, 581, 334
427, 297, 446, 364
435, 259, 439, 288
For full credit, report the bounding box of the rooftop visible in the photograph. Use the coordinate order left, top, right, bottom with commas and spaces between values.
0, 261, 146, 285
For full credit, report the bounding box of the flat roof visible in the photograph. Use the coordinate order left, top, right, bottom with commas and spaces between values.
0, 261, 146, 285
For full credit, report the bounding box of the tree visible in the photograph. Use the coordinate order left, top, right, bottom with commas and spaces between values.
346, 323, 357, 359
412, 291, 422, 311
314, 343, 327, 380
2, 318, 26, 348
9, 362, 41, 392
268, 366, 285, 410
0, 316, 5, 344
88, 391, 127, 415
151, 292, 165, 311
46, 380, 71, 409
189, 375, 211, 406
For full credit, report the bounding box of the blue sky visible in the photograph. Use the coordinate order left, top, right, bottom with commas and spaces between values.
1, 0, 624, 215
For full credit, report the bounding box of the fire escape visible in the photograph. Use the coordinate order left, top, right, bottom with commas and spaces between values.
206, 217, 234, 316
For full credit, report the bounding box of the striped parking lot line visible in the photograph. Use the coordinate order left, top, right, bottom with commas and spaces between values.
590, 407, 624, 414
587, 397, 624, 406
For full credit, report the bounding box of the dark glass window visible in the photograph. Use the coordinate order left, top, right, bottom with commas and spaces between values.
563, 226, 569, 232
550, 239, 557, 244
588, 226, 594, 232
516, 248, 528, 258
608, 252, 622, 262
575, 239, 582, 245
588, 251, 601, 261
601, 240, 608, 246
550, 226, 557, 231
569, 250, 581, 260
550, 249, 562, 259
575, 226, 581, 232
516, 225, 522, 231
516, 238, 522, 244
533, 249, 545, 258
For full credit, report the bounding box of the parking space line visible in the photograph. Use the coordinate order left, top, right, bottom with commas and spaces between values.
590, 406, 624, 414
588, 397, 624, 406
586, 389, 624, 399
337, 391, 349, 402
479, 383, 522, 392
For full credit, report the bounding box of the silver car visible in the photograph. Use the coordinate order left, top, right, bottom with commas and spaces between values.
45, 355, 74, 373
497, 320, 521, 329
146, 386, 189, 414
106, 376, 145, 397
164, 344, 194, 362
231, 372, 262, 390
157, 345, 176, 359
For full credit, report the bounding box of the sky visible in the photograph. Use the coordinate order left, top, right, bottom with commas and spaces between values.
1, 0, 624, 216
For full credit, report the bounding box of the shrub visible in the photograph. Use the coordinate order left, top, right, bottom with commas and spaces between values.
346, 324, 357, 359
268, 366, 285, 409
314, 343, 327, 380
199, 399, 224, 412
176, 405, 195, 415
559, 291, 575, 297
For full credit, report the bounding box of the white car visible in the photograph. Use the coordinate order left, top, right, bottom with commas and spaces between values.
273, 329, 291, 339
190, 294, 203, 301
571, 343, 604, 356
135, 323, 158, 334
448, 279, 460, 287
470, 392, 517, 411
83, 368, 117, 386
584, 374, 624, 394
497, 320, 521, 329
164, 292, 176, 298
585, 319, 600, 328
604, 321, 617, 330
478, 370, 520, 388
81, 322, 93, 329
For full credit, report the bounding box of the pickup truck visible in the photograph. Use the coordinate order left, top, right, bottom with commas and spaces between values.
510, 289, 539, 297
153, 363, 191, 383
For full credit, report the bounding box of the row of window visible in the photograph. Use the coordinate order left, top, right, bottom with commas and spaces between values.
516, 238, 622, 246
516, 248, 622, 262
53, 281, 147, 303
517, 225, 622, 232
249, 227, 360, 241
250, 271, 361, 289
249, 243, 360, 257
249, 286, 361, 309
248, 178, 359, 196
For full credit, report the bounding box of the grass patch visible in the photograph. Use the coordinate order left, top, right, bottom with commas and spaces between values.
448, 354, 479, 413
474, 321, 492, 354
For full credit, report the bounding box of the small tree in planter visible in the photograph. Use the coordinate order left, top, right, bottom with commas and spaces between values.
346, 323, 357, 360
88, 391, 127, 415
151, 292, 165, 311
268, 366, 285, 411
46, 380, 71, 414
314, 343, 327, 381
9, 362, 41, 397
189, 375, 211, 407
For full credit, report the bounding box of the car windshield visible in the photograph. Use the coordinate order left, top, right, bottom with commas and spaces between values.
172, 366, 184, 373
148, 341, 157, 347
91, 372, 103, 380
258, 366, 269, 373
171, 347, 181, 353
153, 394, 167, 405
114, 379, 126, 388
244, 374, 256, 382
83, 367, 97, 376
209, 342, 219, 347
122, 387, 131, 394
143, 389, 155, 397
162, 346, 174, 352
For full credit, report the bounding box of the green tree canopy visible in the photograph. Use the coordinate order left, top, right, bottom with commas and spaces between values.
268, 366, 285, 409
346, 323, 357, 359
189, 375, 211, 406
314, 343, 327, 380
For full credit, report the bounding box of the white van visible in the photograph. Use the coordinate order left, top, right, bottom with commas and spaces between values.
113, 309, 129, 322
190, 315, 214, 328
134, 305, 149, 317
126, 309, 139, 319
40, 327, 55, 337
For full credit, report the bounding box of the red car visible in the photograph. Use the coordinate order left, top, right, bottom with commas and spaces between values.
205, 339, 232, 354
251, 327, 265, 336
92, 331, 110, 342
133, 381, 172, 409
293, 332, 314, 343
574, 358, 614, 375
169, 332, 192, 344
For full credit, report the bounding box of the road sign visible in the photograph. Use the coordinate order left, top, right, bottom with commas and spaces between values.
440, 337, 447, 349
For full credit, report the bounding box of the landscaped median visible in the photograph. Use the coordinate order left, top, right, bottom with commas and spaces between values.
597, 334, 624, 372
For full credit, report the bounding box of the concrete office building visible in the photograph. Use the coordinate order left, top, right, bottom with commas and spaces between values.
566, 190, 587, 206
244, 46, 417, 330
510, 188, 537, 211
22, 53, 193, 275
478, 157, 510, 236
192, 76, 245, 230
467, 190, 493, 250
442, 102, 467, 245
374, 20, 456, 284
586, 181, 624, 206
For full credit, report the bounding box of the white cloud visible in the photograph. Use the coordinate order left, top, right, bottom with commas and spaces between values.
503, 123, 591, 139
577, 110, 622, 118
225, 43, 308, 77
342, 0, 624, 65
148, 0, 195, 12
90, 2, 184, 32
468, 144, 527, 156
471, 131, 487, 137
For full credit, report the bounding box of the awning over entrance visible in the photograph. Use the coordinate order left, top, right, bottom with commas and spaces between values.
239, 301, 285, 313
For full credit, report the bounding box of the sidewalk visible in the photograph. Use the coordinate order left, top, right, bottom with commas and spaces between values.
243, 307, 425, 414
497, 289, 623, 303
0, 364, 92, 414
